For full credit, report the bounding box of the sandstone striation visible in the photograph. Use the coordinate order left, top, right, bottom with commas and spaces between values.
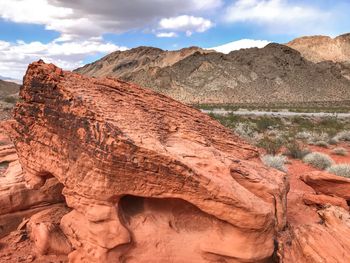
3, 61, 289, 262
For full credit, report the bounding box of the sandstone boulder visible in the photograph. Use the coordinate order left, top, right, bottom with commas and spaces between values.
4, 61, 288, 262
279, 206, 350, 263
27, 205, 72, 255
301, 171, 350, 200
303, 193, 348, 211
0, 131, 65, 238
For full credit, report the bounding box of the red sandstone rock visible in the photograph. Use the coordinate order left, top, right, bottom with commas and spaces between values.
301, 171, 350, 200
303, 193, 348, 210
27, 205, 72, 255
279, 206, 350, 262
0, 131, 65, 238
3, 61, 288, 262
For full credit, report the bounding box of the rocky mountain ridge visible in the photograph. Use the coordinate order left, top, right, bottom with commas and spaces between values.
75, 42, 350, 105
287, 33, 350, 63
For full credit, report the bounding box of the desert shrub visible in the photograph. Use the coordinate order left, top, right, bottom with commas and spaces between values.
328, 137, 339, 145
303, 152, 334, 170
210, 113, 244, 129
295, 131, 312, 140
255, 116, 283, 132
331, 147, 348, 156
318, 117, 344, 136
314, 141, 329, 148
234, 123, 256, 140
285, 140, 310, 159
327, 164, 350, 178
291, 116, 314, 130
335, 131, 350, 142
261, 154, 287, 172
307, 132, 329, 145
257, 136, 284, 155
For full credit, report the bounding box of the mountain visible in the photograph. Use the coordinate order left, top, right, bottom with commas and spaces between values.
0, 79, 20, 98
207, 39, 270, 54
76, 46, 211, 79
286, 33, 350, 63
75, 43, 350, 106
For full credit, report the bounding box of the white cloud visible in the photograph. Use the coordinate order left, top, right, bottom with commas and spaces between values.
158, 15, 213, 36
0, 0, 222, 39
156, 32, 178, 38
208, 39, 270, 53
224, 0, 329, 34
0, 39, 127, 79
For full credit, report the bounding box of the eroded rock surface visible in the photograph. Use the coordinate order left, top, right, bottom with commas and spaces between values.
301, 171, 350, 200
3, 61, 288, 262
277, 161, 350, 263
0, 129, 65, 239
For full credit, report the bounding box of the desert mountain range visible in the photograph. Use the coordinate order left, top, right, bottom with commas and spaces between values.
75, 33, 350, 106
287, 33, 350, 63
0, 79, 20, 98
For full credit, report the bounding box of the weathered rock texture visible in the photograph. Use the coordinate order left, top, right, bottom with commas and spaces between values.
75, 43, 350, 105
287, 33, 350, 81
301, 171, 350, 201
4, 61, 289, 262
287, 33, 350, 63
277, 160, 350, 263
0, 129, 65, 239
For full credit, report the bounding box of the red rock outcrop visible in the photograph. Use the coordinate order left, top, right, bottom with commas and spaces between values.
277, 161, 350, 262
279, 206, 350, 262
0, 129, 65, 239
3, 61, 288, 262
301, 171, 350, 200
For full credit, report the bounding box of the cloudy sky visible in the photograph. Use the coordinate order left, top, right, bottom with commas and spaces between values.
0, 0, 349, 79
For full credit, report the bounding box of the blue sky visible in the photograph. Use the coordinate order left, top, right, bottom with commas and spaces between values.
0, 0, 349, 79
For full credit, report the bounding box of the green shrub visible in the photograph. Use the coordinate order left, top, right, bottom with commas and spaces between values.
327, 164, 350, 178
303, 152, 334, 170
314, 141, 329, 148
295, 131, 312, 140
261, 154, 287, 172
234, 123, 256, 140
335, 131, 350, 142
291, 116, 314, 130
331, 147, 348, 156
255, 116, 283, 132
318, 117, 344, 135
257, 136, 284, 155
285, 140, 310, 159
328, 137, 339, 145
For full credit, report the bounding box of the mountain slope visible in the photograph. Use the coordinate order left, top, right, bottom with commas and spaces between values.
0, 79, 20, 98
286, 33, 350, 63
75, 43, 350, 105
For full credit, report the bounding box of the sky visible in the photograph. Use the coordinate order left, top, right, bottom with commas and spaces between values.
0, 0, 349, 79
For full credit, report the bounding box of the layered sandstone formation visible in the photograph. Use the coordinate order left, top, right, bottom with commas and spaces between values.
2, 61, 289, 262
2, 61, 350, 262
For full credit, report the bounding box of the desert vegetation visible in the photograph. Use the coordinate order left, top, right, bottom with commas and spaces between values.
261, 154, 287, 172
208, 111, 350, 175
327, 164, 350, 178
302, 152, 334, 170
